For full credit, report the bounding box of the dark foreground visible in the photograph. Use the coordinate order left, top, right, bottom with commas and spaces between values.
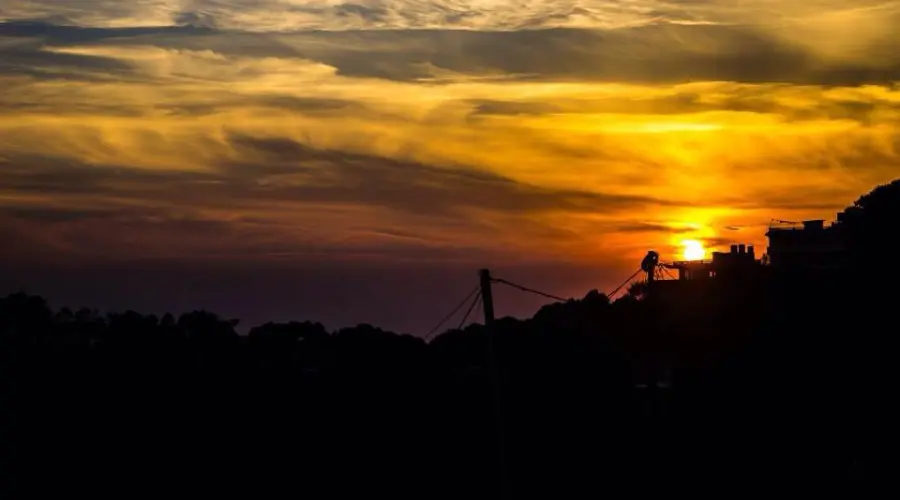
1, 272, 890, 498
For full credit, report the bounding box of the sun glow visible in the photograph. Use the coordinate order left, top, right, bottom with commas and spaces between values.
681, 239, 707, 261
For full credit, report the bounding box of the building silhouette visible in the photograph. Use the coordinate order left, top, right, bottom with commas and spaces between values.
765, 218, 846, 272
662, 244, 760, 282
648, 212, 851, 289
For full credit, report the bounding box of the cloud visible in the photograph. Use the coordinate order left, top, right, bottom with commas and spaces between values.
469, 100, 562, 116
2, 10, 900, 272
221, 133, 683, 214
5, 16, 900, 86
2, 2, 898, 89
0, 0, 688, 30
615, 223, 694, 234
700, 236, 738, 248
464, 86, 900, 125
0, 137, 685, 268
3, 1, 897, 34
260, 26, 899, 85
0, 206, 140, 223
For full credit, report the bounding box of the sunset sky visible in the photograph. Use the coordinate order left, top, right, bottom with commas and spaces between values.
2, 1, 899, 333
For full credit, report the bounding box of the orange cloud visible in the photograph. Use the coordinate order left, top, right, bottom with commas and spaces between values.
1, 13, 898, 283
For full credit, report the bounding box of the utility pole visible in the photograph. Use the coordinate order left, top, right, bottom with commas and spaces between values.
479, 269, 508, 498
479, 269, 495, 326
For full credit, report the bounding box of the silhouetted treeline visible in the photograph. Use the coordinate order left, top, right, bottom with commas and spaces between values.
4, 180, 900, 496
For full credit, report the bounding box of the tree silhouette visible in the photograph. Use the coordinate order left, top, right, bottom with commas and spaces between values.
625, 280, 649, 300
840, 178, 900, 266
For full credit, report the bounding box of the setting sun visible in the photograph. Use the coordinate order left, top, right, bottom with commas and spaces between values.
681, 240, 707, 261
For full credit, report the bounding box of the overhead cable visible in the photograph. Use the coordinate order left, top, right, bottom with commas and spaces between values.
608, 269, 644, 299
457, 291, 483, 331
425, 285, 480, 340
492, 278, 569, 303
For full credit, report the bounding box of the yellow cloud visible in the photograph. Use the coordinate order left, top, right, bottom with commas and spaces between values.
3, 39, 900, 268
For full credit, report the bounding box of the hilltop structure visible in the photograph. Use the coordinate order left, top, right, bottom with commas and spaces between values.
765, 218, 847, 272
662, 244, 760, 282
633, 211, 854, 310
645, 212, 850, 288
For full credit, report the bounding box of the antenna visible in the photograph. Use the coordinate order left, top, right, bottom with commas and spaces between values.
641, 251, 660, 283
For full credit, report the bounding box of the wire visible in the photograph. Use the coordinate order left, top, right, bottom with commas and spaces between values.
492, 278, 569, 302
425, 286, 479, 340
662, 267, 678, 280
457, 291, 482, 331
608, 269, 644, 299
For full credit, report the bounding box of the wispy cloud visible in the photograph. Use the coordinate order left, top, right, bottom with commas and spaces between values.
2, 1, 898, 33
0, 1, 898, 287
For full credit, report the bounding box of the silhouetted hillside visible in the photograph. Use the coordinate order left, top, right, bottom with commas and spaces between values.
4, 179, 899, 496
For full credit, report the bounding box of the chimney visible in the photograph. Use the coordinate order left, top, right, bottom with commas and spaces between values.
738, 244, 746, 254
730, 244, 739, 254
748, 245, 756, 260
